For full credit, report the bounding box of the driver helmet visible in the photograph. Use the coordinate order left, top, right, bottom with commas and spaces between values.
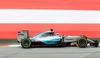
56, 33, 60, 36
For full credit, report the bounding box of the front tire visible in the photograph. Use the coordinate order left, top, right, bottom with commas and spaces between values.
21, 38, 32, 48
77, 38, 87, 48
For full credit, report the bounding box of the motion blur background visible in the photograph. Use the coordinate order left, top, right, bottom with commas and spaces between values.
0, 0, 100, 58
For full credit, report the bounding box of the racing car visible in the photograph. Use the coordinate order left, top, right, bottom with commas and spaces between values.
17, 29, 99, 48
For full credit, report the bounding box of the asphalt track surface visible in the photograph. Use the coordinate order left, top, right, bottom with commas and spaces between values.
0, 45, 100, 58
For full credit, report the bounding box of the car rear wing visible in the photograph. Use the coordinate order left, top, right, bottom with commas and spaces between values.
17, 30, 29, 43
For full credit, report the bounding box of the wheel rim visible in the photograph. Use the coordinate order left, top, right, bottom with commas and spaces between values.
78, 38, 87, 48
21, 39, 31, 48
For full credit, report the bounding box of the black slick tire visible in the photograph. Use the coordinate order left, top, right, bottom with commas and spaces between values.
77, 38, 87, 48
21, 38, 32, 48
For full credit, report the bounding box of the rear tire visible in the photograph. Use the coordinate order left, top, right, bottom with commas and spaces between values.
21, 38, 32, 48
77, 38, 87, 48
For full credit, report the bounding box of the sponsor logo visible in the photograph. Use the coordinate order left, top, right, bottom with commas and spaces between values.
65, 39, 73, 40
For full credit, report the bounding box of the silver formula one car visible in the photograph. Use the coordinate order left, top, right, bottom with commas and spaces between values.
17, 29, 99, 48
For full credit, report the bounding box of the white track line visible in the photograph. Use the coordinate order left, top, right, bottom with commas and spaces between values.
9, 45, 21, 47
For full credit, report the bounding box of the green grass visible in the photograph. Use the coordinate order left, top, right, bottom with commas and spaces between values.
89, 38, 100, 42
0, 39, 19, 44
